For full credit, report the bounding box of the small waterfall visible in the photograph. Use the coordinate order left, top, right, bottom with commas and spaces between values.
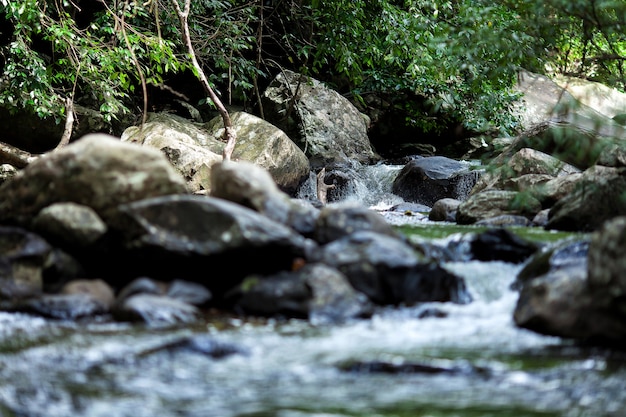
297, 162, 405, 209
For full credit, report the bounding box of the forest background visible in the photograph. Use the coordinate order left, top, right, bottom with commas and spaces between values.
0, 0, 624, 154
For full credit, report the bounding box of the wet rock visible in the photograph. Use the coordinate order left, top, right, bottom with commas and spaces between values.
0, 133, 188, 227
15, 292, 111, 320
112, 277, 200, 326
388, 202, 432, 215
113, 294, 201, 326
515, 237, 590, 290
110, 194, 314, 293
117, 276, 167, 300
392, 156, 480, 206
514, 233, 626, 344
117, 277, 212, 307
546, 166, 626, 232
429, 198, 460, 222
456, 190, 542, 225
469, 228, 539, 263
166, 279, 212, 306
338, 359, 488, 376
229, 272, 311, 319
141, 334, 249, 359
0, 226, 52, 300
317, 231, 471, 305
229, 263, 372, 323
314, 201, 400, 244
166, 335, 248, 358
513, 266, 621, 341
32, 202, 108, 247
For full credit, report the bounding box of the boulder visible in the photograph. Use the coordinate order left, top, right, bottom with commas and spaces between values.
228, 263, 372, 324
513, 70, 626, 141
110, 194, 313, 294
456, 190, 542, 225
0, 226, 51, 300
122, 111, 310, 195
210, 160, 319, 237
392, 156, 480, 206
262, 70, 380, 166
313, 201, 400, 244
429, 198, 461, 222
204, 111, 310, 195
471, 147, 580, 195
514, 232, 626, 344
121, 112, 223, 193
546, 166, 626, 232
0, 133, 188, 226
587, 216, 626, 301
316, 230, 471, 306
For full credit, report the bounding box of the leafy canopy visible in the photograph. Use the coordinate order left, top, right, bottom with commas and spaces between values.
0, 0, 624, 136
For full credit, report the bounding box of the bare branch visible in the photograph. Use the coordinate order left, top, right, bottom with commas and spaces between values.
55, 97, 75, 150
169, 0, 236, 161
0, 142, 37, 169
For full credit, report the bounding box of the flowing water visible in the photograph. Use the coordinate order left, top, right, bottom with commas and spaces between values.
1, 163, 625, 417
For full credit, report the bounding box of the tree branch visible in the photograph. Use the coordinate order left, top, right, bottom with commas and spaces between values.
0, 142, 38, 169
169, 0, 236, 161
55, 96, 75, 150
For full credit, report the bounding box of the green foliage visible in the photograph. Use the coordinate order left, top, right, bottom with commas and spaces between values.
0, 0, 192, 123
182, 0, 262, 107
0, 0, 624, 140
504, 0, 626, 91
301, 0, 535, 135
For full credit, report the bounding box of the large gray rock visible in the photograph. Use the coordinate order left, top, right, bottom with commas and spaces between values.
587, 216, 626, 300
546, 166, 626, 232
392, 156, 479, 206
472, 147, 580, 195
0, 226, 51, 300
204, 111, 310, 195
122, 111, 310, 195
317, 231, 471, 306
111, 194, 314, 295
313, 201, 399, 244
552, 74, 626, 120
456, 190, 542, 225
491, 121, 621, 170
210, 160, 319, 237
121, 112, 223, 193
32, 202, 108, 248
513, 70, 626, 140
0, 133, 188, 226
515, 231, 626, 344
228, 263, 372, 324
262, 70, 380, 166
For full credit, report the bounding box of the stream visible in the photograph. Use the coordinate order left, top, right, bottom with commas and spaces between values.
1, 163, 625, 417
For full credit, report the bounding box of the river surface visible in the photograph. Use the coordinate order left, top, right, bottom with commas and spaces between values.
1, 163, 625, 417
